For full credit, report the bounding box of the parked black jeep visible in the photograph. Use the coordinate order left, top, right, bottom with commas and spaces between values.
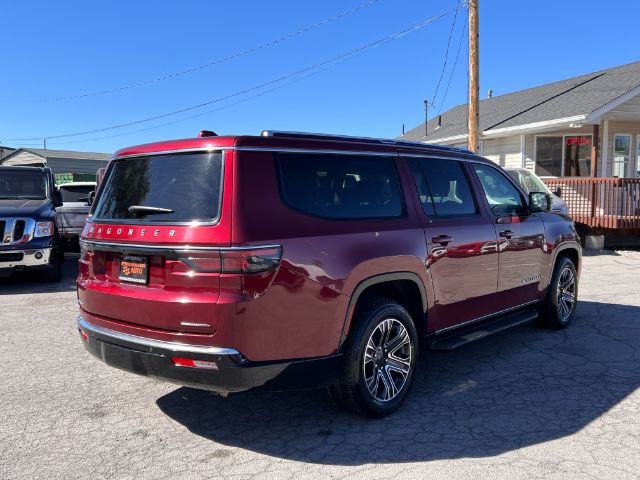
0, 166, 64, 281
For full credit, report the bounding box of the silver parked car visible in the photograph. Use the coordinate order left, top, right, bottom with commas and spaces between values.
505, 168, 568, 215
55, 182, 96, 249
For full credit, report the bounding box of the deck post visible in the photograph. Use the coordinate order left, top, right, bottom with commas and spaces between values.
590, 124, 600, 219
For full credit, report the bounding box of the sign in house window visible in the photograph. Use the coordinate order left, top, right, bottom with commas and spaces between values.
535, 135, 592, 177
564, 135, 592, 177
613, 134, 631, 178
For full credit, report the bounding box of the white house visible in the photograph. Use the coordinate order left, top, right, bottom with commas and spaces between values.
401, 60, 640, 180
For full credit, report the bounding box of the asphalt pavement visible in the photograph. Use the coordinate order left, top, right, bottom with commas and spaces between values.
1, 252, 639, 480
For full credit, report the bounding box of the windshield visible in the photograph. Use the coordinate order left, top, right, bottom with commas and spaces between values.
508, 170, 552, 195
0, 170, 48, 200
59, 185, 95, 203
92, 152, 223, 223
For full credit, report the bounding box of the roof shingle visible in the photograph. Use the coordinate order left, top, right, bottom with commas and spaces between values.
401, 60, 640, 142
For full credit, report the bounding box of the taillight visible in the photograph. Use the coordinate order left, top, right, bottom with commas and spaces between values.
180, 246, 282, 274
80, 244, 105, 276
80, 242, 90, 261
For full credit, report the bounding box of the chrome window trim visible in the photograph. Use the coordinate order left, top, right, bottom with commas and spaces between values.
397, 152, 486, 163
236, 147, 397, 157
113, 146, 483, 160
77, 316, 241, 355
111, 147, 227, 160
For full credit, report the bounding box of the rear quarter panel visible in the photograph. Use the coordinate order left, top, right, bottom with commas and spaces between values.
540, 211, 582, 286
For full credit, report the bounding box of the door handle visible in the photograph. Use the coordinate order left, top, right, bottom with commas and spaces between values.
431, 234, 453, 245
499, 230, 514, 239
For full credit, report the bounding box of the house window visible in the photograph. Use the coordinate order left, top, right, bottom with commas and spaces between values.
564, 135, 592, 177
535, 137, 563, 177
613, 134, 631, 178
535, 135, 592, 177
636, 135, 640, 176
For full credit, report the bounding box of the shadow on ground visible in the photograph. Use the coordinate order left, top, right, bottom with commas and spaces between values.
157, 300, 640, 464
0, 253, 78, 294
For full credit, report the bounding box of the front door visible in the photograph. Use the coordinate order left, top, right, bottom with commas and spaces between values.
470, 163, 547, 310
404, 157, 499, 331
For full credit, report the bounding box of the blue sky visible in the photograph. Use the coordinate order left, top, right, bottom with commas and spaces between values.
1, 0, 638, 153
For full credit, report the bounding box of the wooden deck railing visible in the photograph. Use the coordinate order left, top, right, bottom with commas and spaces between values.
542, 178, 640, 229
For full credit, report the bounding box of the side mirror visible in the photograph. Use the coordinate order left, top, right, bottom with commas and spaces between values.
53, 189, 63, 208
87, 191, 95, 206
529, 191, 551, 213
552, 187, 562, 198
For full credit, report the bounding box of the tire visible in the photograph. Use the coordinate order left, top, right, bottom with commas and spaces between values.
330, 299, 418, 418
41, 250, 63, 282
538, 257, 578, 329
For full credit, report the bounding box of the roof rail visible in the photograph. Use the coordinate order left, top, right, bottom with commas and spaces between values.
260, 130, 473, 154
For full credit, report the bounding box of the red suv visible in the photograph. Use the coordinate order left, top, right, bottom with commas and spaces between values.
77, 131, 581, 417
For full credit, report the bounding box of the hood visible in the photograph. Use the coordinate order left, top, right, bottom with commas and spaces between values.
0, 198, 55, 219
550, 194, 568, 214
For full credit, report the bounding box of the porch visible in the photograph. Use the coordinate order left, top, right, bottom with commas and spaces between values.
543, 177, 640, 230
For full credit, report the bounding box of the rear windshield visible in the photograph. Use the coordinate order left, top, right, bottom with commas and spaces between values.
59, 185, 94, 202
92, 152, 223, 223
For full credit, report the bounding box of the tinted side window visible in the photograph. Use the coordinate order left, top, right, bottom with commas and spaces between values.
408, 158, 477, 216
473, 164, 526, 216
277, 153, 402, 219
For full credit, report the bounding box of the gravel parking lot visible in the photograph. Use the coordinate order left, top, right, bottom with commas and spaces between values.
1, 252, 639, 480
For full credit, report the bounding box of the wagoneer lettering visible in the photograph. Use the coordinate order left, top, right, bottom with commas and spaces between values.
76, 130, 581, 417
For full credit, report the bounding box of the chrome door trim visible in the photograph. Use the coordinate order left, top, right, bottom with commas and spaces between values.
80, 239, 281, 255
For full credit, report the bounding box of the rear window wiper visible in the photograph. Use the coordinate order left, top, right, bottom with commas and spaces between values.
128, 205, 175, 215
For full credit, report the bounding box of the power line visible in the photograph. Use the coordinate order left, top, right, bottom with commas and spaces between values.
16, 68, 334, 147
430, 0, 462, 107
31, 0, 382, 103
437, 9, 468, 116
5, 11, 451, 143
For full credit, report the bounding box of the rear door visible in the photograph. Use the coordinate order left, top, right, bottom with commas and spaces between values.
469, 163, 547, 310
404, 156, 499, 331
77, 151, 230, 334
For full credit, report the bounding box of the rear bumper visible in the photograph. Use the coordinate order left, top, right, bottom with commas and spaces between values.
0, 247, 53, 275
77, 315, 342, 394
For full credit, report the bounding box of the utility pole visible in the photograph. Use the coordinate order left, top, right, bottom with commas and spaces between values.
424, 99, 429, 137
43, 138, 47, 150
467, 0, 479, 152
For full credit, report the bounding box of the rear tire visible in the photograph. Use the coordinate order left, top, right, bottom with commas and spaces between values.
538, 257, 578, 329
330, 299, 418, 418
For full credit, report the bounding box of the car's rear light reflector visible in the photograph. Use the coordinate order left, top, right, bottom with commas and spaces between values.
171, 357, 219, 370
180, 245, 282, 274
79, 329, 89, 341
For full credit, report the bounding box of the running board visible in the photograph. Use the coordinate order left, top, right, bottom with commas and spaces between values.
430, 308, 539, 351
